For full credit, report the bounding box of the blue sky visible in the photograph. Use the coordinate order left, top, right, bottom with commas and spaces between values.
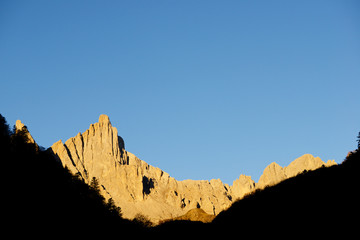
1, 0, 359, 184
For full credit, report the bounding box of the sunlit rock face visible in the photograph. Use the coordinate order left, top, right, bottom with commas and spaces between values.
231, 174, 256, 200
15, 120, 36, 145
258, 162, 287, 189
50, 115, 336, 222
50, 115, 234, 221
258, 154, 337, 189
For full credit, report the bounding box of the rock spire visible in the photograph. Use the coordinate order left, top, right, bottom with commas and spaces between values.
15, 120, 36, 145
50, 114, 336, 222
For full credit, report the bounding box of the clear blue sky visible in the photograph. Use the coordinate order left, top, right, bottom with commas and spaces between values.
1, 0, 359, 184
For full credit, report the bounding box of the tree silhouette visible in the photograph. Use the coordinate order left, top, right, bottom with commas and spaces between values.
90, 177, 101, 193
106, 198, 122, 217
0, 114, 11, 138
0, 114, 11, 159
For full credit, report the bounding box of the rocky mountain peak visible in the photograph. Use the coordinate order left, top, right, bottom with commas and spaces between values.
258, 162, 286, 189
98, 114, 111, 124
15, 120, 36, 145
49, 114, 337, 222
258, 154, 337, 189
15, 120, 25, 131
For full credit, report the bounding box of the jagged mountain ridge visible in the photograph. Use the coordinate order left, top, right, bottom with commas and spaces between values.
211, 150, 360, 237
48, 115, 336, 222
50, 115, 234, 221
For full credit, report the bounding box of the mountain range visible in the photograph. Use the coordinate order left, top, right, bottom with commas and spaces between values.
46, 114, 336, 222
2, 113, 358, 237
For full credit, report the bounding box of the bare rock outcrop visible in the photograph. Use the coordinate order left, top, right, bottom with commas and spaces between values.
258, 162, 286, 189
172, 208, 215, 223
15, 120, 36, 145
50, 115, 234, 222
231, 174, 256, 200
50, 114, 337, 222
258, 154, 337, 189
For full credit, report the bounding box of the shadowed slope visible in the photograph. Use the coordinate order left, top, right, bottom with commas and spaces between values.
212, 148, 359, 236
172, 208, 215, 223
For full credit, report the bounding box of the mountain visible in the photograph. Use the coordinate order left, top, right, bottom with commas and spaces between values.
212, 148, 359, 237
50, 115, 233, 221
3, 112, 357, 237
49, 114, 336, 222
0, 114, 145, 237
257, 154, 336, 189
15, 120, 36, 145
172, 208, 215, 223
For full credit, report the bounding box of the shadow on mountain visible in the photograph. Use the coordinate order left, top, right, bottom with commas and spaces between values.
142, 176, 155, 196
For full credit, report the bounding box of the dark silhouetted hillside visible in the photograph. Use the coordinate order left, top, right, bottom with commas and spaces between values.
2, 112, 358, 237
153, 133, 359, 237
211, 137, 359, 237
0, 114, 147, 237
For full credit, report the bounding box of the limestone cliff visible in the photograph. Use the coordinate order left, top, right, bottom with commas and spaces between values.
15, 120, 36, 145
50, 115, 233, 222
49, 114, 336, 222
258, 154, 337, 189
231, 174, 256, 199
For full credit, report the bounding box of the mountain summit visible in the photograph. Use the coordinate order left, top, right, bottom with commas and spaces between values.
50, 114, 336, 222
50, 115, 234, 221
258, 154, 336, 189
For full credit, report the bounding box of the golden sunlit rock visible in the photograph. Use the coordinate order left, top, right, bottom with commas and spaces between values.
50, 114, 337, 223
